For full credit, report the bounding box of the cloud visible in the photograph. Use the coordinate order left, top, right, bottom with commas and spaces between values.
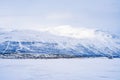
45, 12, 72, 20
0, 13, 72, 30
0, 16, 44, 30
35, 25, 97, 39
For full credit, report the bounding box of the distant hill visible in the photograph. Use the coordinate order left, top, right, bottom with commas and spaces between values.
0, 27, 120, 59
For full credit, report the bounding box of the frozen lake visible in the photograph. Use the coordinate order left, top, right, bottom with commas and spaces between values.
0, 58, 120, 80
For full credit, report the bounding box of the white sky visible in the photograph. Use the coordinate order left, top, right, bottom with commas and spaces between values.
0, 0, 120, 34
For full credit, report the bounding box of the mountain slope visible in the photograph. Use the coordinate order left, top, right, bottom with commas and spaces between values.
0, 27, 120, 58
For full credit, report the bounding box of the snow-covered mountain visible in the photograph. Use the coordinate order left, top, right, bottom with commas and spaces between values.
0, 26, 120, 58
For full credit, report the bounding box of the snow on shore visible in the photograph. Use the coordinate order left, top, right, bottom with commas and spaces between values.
0, 58, 120, 80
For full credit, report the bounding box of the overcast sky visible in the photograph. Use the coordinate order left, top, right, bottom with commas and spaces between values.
0, 0, 120, 34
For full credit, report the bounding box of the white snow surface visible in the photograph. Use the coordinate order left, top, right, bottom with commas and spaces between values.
0, 58, 120, 80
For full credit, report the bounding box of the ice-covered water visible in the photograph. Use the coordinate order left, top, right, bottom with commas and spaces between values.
0, 58, 120, 80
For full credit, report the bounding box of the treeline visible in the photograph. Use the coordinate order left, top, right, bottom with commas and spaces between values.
0, 53, 76, 59
0, 53, 119, 59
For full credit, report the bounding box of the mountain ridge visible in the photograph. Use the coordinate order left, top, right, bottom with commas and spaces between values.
0, 27, 120, 58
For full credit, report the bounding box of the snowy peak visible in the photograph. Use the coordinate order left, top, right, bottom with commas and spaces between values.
0, 26, 120, 58
0, 26, 119, 41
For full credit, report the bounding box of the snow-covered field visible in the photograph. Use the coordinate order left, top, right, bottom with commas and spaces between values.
0, 58, 120, 80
